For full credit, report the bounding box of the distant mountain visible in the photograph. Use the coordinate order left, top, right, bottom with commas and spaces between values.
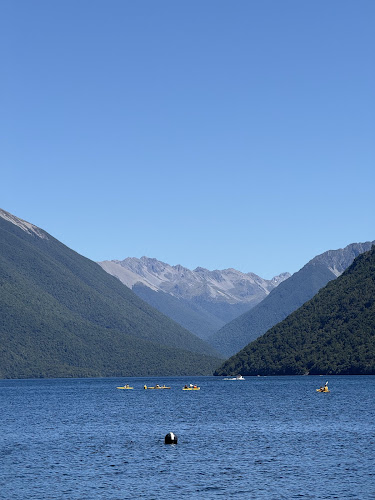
208, 242, 375, 357
214, 245, 375, 376
98, 257, 290, 340
0, 209, 222, 379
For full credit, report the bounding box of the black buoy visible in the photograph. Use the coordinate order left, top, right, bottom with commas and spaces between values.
165, 432, 178, 444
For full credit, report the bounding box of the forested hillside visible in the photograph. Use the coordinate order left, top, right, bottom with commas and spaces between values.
209, 242, 375, 357
0, 210, 222, 378
215, 245, 375, 376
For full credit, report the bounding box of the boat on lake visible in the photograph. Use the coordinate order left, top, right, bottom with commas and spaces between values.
183, 384, 200, 390
116, 385, 133, 389
224, 374, 245, 381
143, 385, 171, 390
316, 381, 330, 392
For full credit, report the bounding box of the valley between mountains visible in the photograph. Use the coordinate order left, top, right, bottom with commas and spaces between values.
99, 242, 375, 359
1, 207, 374, 378
98, 257, 290, 340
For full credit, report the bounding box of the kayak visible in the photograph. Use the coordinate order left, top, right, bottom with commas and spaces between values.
117, 386, 133, 389
316, 388, 330, 392
183, 387, 200, 390
144, 385, 171, 390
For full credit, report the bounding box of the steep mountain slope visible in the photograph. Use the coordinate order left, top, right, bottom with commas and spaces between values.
99, 257, 290, 339
131, 283, 224, 339
0, 209, 222, 378
214, 245, 375, 376
209, 242, 375, 357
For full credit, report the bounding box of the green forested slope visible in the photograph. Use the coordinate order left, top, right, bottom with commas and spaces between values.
209, 263, 335, 357
0, 212, 221, 378
215, 246, 375, 376
209, 242, 374, 357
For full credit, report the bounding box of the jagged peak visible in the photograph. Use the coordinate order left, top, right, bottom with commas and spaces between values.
304, 241, 375, 276
101, 255, 291, 306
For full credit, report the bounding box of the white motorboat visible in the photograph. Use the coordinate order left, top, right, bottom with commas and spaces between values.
223, 374, 245, 380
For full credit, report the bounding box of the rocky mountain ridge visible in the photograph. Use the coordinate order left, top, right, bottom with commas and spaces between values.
98, 257, 290, 340
99, 256, 290, 306
0, 208, 48, 239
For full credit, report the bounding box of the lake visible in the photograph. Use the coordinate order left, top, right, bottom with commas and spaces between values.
0, 375, 374, 499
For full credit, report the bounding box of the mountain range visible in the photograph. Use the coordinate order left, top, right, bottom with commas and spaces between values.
1, 206, 373, 379
99, 243, 375, 358
0, 209, 222, 379
99, 257, 290, 340
214, 245, 375, 376
208, 241, 375, 357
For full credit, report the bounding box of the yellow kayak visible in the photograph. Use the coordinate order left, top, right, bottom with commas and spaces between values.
183, 387, 200, 390
316, 387, 330, 392
144, 385, 171, 390
117, 386, 133, 389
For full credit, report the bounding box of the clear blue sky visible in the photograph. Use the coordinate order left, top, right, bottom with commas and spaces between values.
2, 1, 374, 278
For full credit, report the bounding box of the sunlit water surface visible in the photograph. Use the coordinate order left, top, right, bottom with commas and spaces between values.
1, 376, 374, 499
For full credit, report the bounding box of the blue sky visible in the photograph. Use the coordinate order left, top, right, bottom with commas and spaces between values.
2, 1, 374, 278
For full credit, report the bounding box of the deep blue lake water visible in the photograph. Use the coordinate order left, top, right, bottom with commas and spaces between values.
0, 375, 374, 499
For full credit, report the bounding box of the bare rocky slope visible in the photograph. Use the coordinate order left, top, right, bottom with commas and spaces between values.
98, 257, 290, 340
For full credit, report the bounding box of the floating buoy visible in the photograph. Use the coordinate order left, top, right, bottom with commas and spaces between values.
165, 432, 178, 444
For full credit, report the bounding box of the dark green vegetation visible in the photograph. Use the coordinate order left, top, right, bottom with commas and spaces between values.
215, 246, 375, 376
209, 242, 375, 357
0, 212, 222, 378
